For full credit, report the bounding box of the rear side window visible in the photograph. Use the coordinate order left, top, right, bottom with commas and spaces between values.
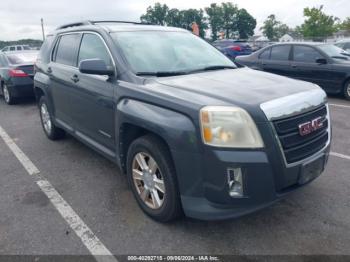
16, 46, 22, 51
293, 46, 323, 63
54, 34, 81, 66
259, 48, 270, 59
270, 45, 291, 61
78, 33, 112, 67
38, 35, 54, 63
10, 47, 15, 51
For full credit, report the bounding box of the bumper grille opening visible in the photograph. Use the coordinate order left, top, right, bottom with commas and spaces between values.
273, 105, 329, 164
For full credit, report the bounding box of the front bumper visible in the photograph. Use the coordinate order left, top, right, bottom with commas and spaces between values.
175, 143, 330, 220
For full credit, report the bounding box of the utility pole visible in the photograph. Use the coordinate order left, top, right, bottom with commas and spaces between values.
41, 18, 45, 41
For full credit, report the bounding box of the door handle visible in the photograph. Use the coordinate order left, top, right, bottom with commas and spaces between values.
71, 74, 79, 83
47, 67, 52, 74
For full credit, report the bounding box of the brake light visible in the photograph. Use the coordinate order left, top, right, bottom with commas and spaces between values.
230, 45, 242, 51
9, 69, 28, 77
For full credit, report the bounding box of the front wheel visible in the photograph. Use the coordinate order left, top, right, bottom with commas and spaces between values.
126, 135, 182, 222
39, 96, 65, 140
344, 80, 350, 101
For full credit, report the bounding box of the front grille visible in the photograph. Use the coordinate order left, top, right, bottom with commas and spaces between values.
273, 105, 329, 164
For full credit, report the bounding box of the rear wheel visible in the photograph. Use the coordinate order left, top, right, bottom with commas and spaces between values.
3, 84, 15, 105
126, 135, 182, 222
344, 80, 350, 101
39, 96, 65, 140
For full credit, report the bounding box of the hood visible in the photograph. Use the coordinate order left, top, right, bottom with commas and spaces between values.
145, 68, 321, 122
154, 68, 318, 105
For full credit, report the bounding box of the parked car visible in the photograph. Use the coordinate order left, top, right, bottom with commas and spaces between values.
235, 42, 350, 100
212, 39, 252, 59
1, 45, 31, 52
34, 21, 331, 222
0, 51, 38, 104
335, 39, 350, 53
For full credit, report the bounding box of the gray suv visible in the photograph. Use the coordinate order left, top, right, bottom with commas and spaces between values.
34, 21, 331, 222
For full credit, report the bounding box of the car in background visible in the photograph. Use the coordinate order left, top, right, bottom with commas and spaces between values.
235, 42, 350, 100
1, 45, 31, 52
212, 39, 252, 60
0, 51, 38, 104
335, 39, 350, 53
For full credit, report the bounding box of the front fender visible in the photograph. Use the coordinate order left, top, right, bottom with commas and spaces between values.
116, 99, 199, 153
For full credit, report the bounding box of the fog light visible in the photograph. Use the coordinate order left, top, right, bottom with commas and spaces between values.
227, 168, 243, 197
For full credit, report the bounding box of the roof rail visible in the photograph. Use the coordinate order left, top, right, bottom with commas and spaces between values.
56, 21, 92, 30
90, 20, 150, 25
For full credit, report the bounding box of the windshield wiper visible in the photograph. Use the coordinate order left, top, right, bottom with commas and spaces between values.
136, 71, 188, 77
200, 65, 237, 71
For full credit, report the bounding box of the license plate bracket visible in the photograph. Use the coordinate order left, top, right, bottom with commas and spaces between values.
299, 156, 325, 185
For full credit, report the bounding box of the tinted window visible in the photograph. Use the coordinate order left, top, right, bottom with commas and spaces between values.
2, 47, 8, 51
259, 48, 270, 59
16, 46, 22, 51
23, 46, 30, 50
10, 47, 15, 51
270, 45, 290, 61
54, 34, 81, 66
39, 35, 54, 63
293, 46, 323, 63
344, 43, 350, 50
78, 34, 112, 66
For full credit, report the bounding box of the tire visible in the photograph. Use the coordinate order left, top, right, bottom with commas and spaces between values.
39, 96, 65, 140
344, 80, 350, 101
2, 84, 16, 105
126, 135, 182, 222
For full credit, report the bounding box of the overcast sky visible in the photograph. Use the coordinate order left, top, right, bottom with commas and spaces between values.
0, 0, 349, 40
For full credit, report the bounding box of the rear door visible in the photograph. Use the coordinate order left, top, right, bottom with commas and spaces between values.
48, 33, 81, 129
261, 45, 292, 77
290, 45, 341, 91
71, 32, 116, 153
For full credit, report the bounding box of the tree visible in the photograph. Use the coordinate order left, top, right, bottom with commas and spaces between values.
205, 3, 223, 41
236, 8, 256, 39
165, 8, 183, 28
276, 24, 290, 38
299, 5, 338, 40
140, 3, 169, 25
179, 9, 208, 37
261, 15, 282, 41
221, 2, 239, 39
339, 17, 350, 31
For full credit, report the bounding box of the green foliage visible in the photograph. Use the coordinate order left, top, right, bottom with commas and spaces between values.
299, 5, 338, 39
339, 17, 350, 31
140, 2, 256, 41
205, 3, 223, 41
261, 15, 293, 41
0, 39, 42, 50
140, 3, 169, 25
236, 9, 257, 39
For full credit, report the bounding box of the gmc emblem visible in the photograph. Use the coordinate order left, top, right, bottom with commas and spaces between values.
299, 117, 324, 136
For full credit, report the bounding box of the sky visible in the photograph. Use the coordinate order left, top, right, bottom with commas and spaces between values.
0, 0, 349, 41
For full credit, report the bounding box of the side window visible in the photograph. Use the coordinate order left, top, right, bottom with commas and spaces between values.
270, 45, 291, 61
259, 48, 271, 59
54, 34, 81, 66
10, 47, 15, 51
293, 46, 323, 63
39, 35, 54, 63
16, 46, 22, 51
78, 34, 112, 67
344, 43, 350, 51
3, 47, 8, 51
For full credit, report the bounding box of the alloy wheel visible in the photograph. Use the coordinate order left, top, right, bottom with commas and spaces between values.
40, 103, 52, 135
132, 152, 165, 209
3, 85, 10, 103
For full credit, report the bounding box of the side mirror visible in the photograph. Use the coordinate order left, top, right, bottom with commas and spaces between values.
316, 58, 327, 65
79, 59, 114, 76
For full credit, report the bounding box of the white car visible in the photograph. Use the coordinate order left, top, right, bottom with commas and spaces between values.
335, 39, 350, 52
1, 45, 31, 52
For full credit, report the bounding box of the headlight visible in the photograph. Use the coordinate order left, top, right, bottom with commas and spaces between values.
200, 106, 264, 148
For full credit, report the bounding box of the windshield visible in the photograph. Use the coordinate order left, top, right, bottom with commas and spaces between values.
318, 44, 349, 59
111, 31, 235, 75
6, 52, 38, 64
